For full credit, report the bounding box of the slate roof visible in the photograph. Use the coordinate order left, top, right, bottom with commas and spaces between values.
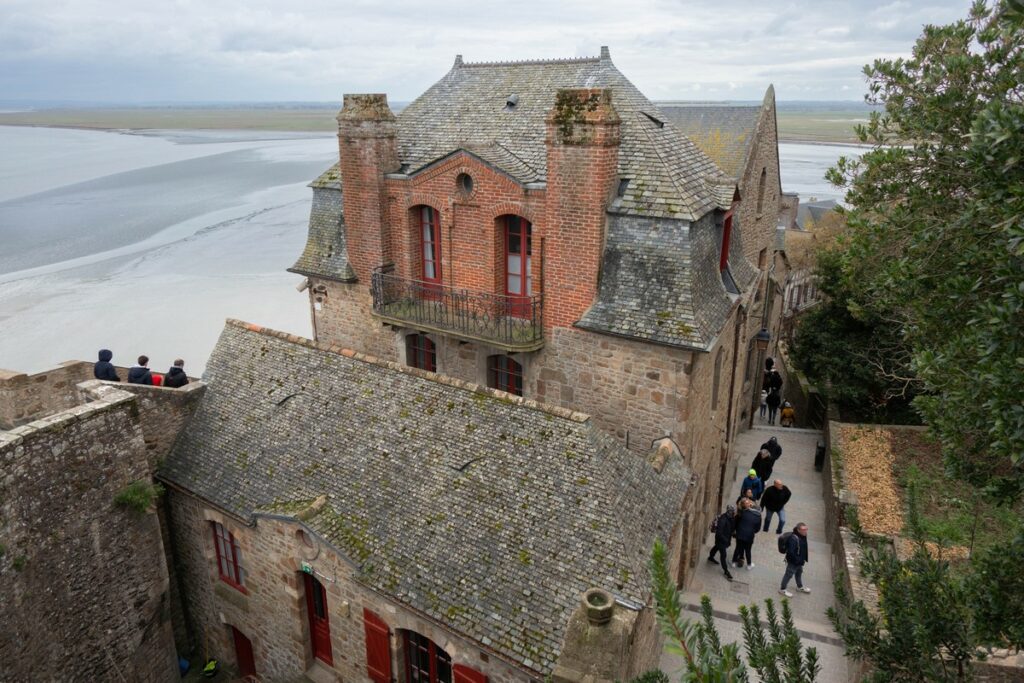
288, 167, 356, 282
657, 104, 762, 180
396, 51, 729, 221
160, 320, 689, 675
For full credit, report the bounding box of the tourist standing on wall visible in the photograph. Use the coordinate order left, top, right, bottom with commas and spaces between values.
779, 523, 811, 597
760, 479, 792, 534
93, 349, 120, 382
707, 505, 737, 581
127, 355, 153, 385
732, 499, 762, 569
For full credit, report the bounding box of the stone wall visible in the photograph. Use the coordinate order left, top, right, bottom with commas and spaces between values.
0, 360, 94, 428
0, 382, 177, 682
166, 493, 534, 683
93, 380, 206, 470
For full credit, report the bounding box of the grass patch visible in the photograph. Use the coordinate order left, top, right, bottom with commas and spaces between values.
114, 480, 165, 514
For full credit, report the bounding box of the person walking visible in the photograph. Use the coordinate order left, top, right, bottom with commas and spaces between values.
779, 523, 811, 597
759, 389, 768, 420
766, 388, 782, 425
740, 468, 764, 501
127, 355, 154, 385
93, 349, 120, 382
707, 505, 736, 581
164, 359, 189, 388
760, 479, 792, 533
751, 449, 773, 482
780, 401, 796, 427
732, 499, 762, 569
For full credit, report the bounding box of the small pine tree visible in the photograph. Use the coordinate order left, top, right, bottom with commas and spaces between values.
651, 539, 818, 682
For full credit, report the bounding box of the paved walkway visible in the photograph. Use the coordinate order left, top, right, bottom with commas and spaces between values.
661, 425, 849, 681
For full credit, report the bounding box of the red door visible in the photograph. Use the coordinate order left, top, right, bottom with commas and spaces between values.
504, 216, 532, 317
231, 626, 257, 678
420, 206, 442, 297
304, 573, 333, 665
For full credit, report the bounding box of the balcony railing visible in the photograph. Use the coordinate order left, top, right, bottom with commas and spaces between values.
370, 269, 544, 352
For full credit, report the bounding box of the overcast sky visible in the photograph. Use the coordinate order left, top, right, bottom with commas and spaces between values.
0, 0, 972, 103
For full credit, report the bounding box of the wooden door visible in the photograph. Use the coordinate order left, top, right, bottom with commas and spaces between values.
231, 626, 256, 678
504, 216, 532, 317
304, 573, 333, 666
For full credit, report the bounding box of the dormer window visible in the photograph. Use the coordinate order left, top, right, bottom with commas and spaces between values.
720, 208, 739, 295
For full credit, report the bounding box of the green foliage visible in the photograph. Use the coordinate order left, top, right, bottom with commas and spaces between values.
650, 540, 818, 682
966, 530, 1024, 650
793, 0, 1024, 500
739, 599, 820, 683
113, 480, 165, 514
629, 670, 670, 683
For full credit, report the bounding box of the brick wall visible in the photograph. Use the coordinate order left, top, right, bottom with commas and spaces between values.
167, 493, 534, 682
0, 383, 177, 682
0, 360, 94, 428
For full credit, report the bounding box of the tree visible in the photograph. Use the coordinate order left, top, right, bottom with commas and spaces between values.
795, 0, 1024, 499
649, 539, 819, 682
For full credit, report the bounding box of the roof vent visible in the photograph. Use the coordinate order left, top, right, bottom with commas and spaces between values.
641, 111, 664, 128
617, 178, 630, 197
504, 94, 519, 111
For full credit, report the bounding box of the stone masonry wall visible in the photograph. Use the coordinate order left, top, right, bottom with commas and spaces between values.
0, 382, 177, 682
167, 493, 533, 683
0, 360, 94, 429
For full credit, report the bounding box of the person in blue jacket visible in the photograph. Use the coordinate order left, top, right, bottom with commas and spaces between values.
740, 469, 764, 500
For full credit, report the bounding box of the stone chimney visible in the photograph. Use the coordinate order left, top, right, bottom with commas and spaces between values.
551, 587, 636, 683
336, 94, 401, 282
544, 88, 621, 329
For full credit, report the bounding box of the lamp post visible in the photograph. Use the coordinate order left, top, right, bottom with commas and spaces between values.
748, 327, 771, 429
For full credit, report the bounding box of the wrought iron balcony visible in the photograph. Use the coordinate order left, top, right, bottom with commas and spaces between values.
370, 269, 544, 352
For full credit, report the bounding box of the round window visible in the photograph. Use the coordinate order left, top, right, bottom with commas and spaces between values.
456, 173, 474, 195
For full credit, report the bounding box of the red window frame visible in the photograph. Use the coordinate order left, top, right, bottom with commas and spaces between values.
504, 216, 532, 295
420, 206, 442, 285
404, 631, 452, 683
406, 334, 436, 372
211, 521, 247, 593
488, 355, 523, 396
720, 210, 733, 273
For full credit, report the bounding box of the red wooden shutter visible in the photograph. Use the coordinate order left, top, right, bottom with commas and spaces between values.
454, 664, 488, 683
364, 608, 391, 683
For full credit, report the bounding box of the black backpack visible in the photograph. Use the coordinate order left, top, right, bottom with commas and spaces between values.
778, 531, 794, 554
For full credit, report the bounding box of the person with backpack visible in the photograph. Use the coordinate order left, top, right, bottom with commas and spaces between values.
707, 505, 736, 581
732, 499, 762, 569
760, 479, 792, 533
779, 523, 811, 597
740, 469, 764, 501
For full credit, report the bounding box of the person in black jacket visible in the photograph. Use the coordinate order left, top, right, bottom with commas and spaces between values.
731, 499, 762, 569
93, 349, 120, 382
751, 449, 773, 481
760, 479, 792, 533
779, 523, 811, 597
766, 388, 782, 425
126, 355, 153, 385
707, 505, 736, 581
164, 359, 189, 388
761, 435, 783, 461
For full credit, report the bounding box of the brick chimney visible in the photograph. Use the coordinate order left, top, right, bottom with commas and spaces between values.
336, 94, 401, 282
544, 88, 621, 328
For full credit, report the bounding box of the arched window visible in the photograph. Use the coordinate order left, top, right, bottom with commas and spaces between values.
404, 631, 452, 683
488, 355, 523, 396
757, 168, 767, 214
503, 216, 532, 316
712, 347, 724, 410
406, 334, 436, 372
419, 206, 442, 284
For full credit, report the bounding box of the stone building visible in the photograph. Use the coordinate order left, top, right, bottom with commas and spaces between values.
0, 46, 788, 683
290, 49, 786, 583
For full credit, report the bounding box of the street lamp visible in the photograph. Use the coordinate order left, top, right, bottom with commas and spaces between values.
755, 327, 771, 351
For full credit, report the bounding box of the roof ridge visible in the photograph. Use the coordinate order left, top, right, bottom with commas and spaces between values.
460, 55, 600, 68
223, 319, 591, 424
